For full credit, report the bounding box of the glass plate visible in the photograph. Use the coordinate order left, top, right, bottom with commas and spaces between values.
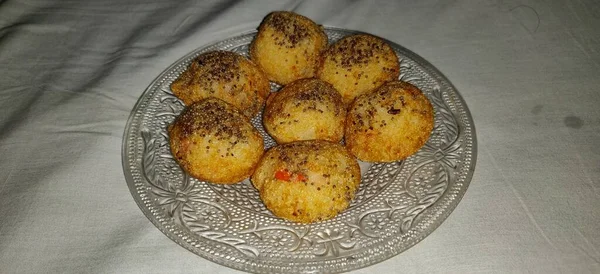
122, 27, 477, 273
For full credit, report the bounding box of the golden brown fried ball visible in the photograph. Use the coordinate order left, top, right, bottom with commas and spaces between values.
170, 50, 270, 118
251, 140, 361, 223
168, 98, 264, 184
250, 11, 328, 85
262, 78, 346, 144
317, 34, 400, 105
345, 81, 434, 162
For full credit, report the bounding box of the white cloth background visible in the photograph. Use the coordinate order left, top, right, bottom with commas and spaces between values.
1, 0, 599, 273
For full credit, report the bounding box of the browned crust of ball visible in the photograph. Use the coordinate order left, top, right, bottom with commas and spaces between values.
345, 81, 434, 162
262, 78, 346, 143
168, 98, 264, 184
317, 34, 400, 105
170, 50, 270, 118
250, 11, 328, 85
251, 140, 361, 223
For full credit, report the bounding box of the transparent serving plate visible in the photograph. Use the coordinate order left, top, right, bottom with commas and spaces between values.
122, 27, 477, 273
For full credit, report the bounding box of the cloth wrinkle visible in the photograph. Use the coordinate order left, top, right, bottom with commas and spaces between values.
485, 148, 558, 250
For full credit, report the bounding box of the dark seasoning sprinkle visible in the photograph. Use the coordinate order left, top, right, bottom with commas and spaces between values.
175, 99, 249, 146
194, 51, 241, 88
330, 35, 388, 67
269, 80, 344, 123
266, 12, 312, 48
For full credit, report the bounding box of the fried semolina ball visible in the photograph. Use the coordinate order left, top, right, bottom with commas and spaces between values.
170, 50, 270, 118
250, 11, 328, 85
345, 81, 434, 162
168, 98, 264, 184
317, 34, 400, 105
263, 78, 346, 144
251, 140, 361, 223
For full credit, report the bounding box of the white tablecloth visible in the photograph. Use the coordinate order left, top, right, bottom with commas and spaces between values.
1, 0, 599, 273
